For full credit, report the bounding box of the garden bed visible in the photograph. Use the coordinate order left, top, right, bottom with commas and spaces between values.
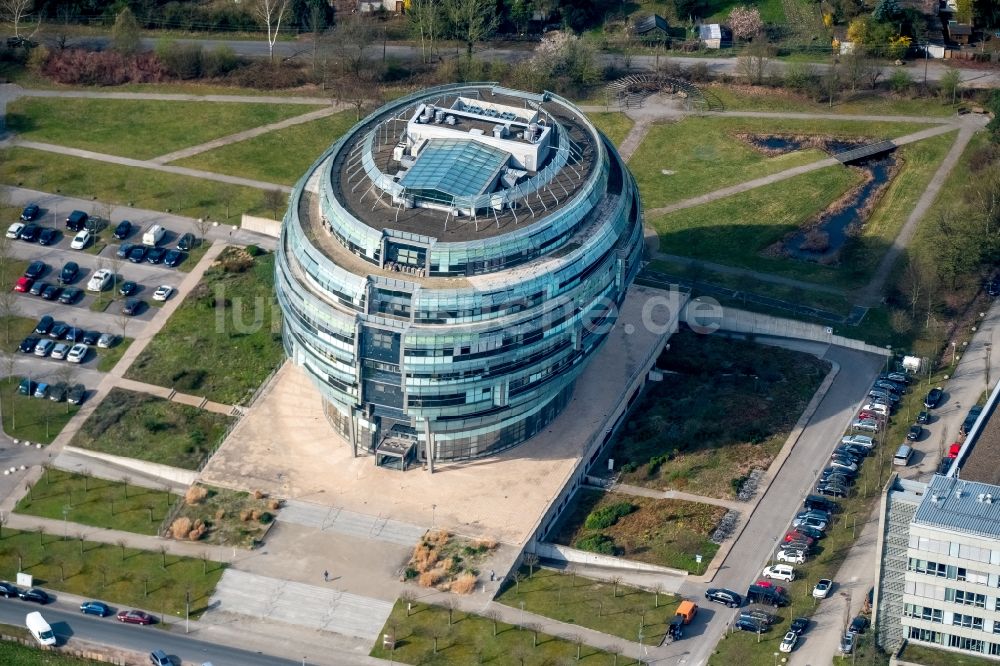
166, 484, 278, 548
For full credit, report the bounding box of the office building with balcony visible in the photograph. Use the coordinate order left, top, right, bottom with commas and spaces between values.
275, 84, 644, 467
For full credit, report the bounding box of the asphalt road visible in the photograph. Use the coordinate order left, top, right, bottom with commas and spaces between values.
0, 596, 304, 666
662, 344, 884, 666
59, 35, 1000, 88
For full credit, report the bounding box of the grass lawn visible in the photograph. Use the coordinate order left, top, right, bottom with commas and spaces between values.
703, 0, 785, 23
0, 638, 104, 665
649, 166, 862, 284
497, 566, 679, 643
96, 337, 134, 373
126, 249, 283, 405
5, 98, 322, 160
549, 489, 723, 574
0, 147, 270, 222
588, 112, 634, 148
370, 599, 631, 665
0, 315, 40, 353
69, 388, 232, 470
630, 116, 923, 209
709, 371, 949, 665
605, 329, 830, 499
171, 485, 276, 548
709, 84, 962, 117
898, 642, 997, 666
0, 377, 80, 445
15, 469, 178, 536
0, 528, 224, 620
173, 110, 356, 186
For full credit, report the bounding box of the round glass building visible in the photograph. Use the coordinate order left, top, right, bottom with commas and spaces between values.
276, 83, 643, 466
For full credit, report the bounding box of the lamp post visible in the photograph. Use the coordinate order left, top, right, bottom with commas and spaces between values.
431, 504, 436, 528
773, 651, 779, 666
986, 341, 993, 393
952, 341, 958, 366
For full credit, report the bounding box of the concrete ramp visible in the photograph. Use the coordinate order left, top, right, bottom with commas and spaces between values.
279, 499, 427, 547
210, 569, 393, 640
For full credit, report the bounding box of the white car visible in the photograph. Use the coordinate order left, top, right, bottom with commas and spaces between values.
779, 631, 798, 653
777, 549, 806, 564
813, 579, 833, 599
852, 419, 880, 433
152, 285, 174, 302
793, 515, 828, 531
33, 339, 54, 357
862, 403, 889, 417
762, 564, 796, 582
67, 343, 88, 364
829, 457, 858, 472
70, 229, 92, 250
841, 434, 874, 449
51, 342, 71, 360
87, 269, 113, 292
6, 222, 24, 239
97, 333, 117, 349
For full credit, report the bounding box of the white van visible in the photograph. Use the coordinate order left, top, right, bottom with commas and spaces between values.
142, 224, 166, 247
893, 445, 913, 467
26, 611, 56, 646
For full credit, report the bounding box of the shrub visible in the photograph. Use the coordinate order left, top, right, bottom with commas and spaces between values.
245, 244, 263, 257
575, 533, 616, 555
201, 45, 240, 78
156, 39, 203, 79
184, 486, 208, 506
646, 453, 671, 477
584, 501, 637, 530
451, 572, 477, 594
229, 61, 307, 89
42, 49, 167, 85
730, 475, 749, 496
214, 509, 225, 520
259, 511, 273, 524
621, 461, 638, 473
170, 516, 192, 539
404, 567, 418, 580
418, 569, 444, 588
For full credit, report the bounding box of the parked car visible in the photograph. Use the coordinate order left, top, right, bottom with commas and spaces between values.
29, 280, 47, 296
852, 419, 880, 433
119, 280, 139, 297
163, 249, 185, 267
816, 483, 848, 498
67, 384, 86, 405
840, 443, 870, 458
87, 269, 113, 292
925, 387, 944, 408
38, 228, 58, 246
704, 588, 742, 608
19, 588, 50, 604
795, 525, 825, 540
917, 410, 931, 424
177, 232, 195, 251
67, 343, 88, 364
839, 631, 857, 654
849, 615, 870, 634
122, 298, 142, 316
50, 343, 70, 360
5, 222, 24, 239
790, 617, 809, 636
0, 581, 19, 597
145, 247, 166, 264
17, 378, 36, 395
829, 457, 858, 472
41, 284, 61, 301
783, 531, 815, 546
961, 405, 984, 436
152, 285, 174, 301
116, 242, 134, 259
20, 223, 41, 242
813, 579, 833, 599
113, 220, 132, 240
907, 424, 923, 441
841, 434, 874, 449
24, 260, 46, 279
793, 515, 827, 531
48, 383, 67, 402
734, 617, 766, 633
97, 333, 118, 349
18, 336, 39, 353
48, 323, 69, 339
13, 276, 32, 293
82, 330, 100, 346
34, 315, 53, 335
80, 600, 111, 617
58, 262, 79, 285
779, 631, 798, 653
58, 288, 82, 305
150, 649, 171, 666
762, 565, 796, 582
116, 609, 154, 625
33, 382, 49, 399
20, 203, 40, 221
776, 549, 806, 564
65, 210, 88, 232
746, 584, 789, 607
34, 339, 54, 357
127, 245, 147, 263
64, 327, 85, 343
70, 229, 92, 250
833, 446, 864, 462
861, 403, 889, 417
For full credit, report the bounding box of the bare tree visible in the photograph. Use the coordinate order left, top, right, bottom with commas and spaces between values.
0, 289, 20, 346
523, 552, 539, 579
75, 532, 85, 559
253, 0, 290, 62
195, 217, 213, 244
652, 582, 663, 608
526, 622, 541, 648
336, 71, 383, 121
329, 15, 377, 79
485, 608, 500, 637
399, 588, 416, 616
262, 189, 287, 221
140, 572, 151, 597
409, 0, 444, 63
737, 39, 771, 85
117, 306, 131, 341
12, 546, 23, 572
117, 538, 127, 562
97, 562, 109, 588
122, 474, 132, 500
0, 0, 34, 38
610, 575, 622, 598
444, 0, 498, 60
159, 544, 168, 569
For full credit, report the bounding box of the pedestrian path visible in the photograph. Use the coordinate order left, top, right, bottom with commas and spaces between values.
279, 499, 427, 547
114, 377, 237, 416
9, 84, 332, 106
654, 251, 846, 296
608, 481, 746, 511
209, 569, 394, 641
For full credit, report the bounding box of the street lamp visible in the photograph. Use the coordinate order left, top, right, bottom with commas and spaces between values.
431, 504, 436, 528
986, 341, 993, 392
773, 651, 779, 666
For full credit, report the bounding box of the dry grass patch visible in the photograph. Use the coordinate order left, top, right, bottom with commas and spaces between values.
167, 484, 277, 548
403, 530, 497, 594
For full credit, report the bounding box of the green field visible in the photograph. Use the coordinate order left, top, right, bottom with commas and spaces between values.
0, 147, 270, 222
588, 112, 634, 148
126, 249, 283, 405
94, 337, 134, 373
0, 528, 224, 620
174, 110, 356, 185
5, 98, 321, 160
709, 85, 963, 117
0, 638, 102, 665
69, 388, 232, 470
0, 377, 81, 445
630, 117, 924, 209
370, 599, 630, 665
16, 469, 178, 536
649, 165, 861, 281
0, 314, 38, 353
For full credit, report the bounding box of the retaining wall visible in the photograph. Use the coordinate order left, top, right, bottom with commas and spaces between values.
535, 542, 688, 576
60, 446, 198, 486
240, 214, 281, 238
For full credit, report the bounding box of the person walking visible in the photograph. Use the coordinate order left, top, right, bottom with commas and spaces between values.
323, 570, 329, 582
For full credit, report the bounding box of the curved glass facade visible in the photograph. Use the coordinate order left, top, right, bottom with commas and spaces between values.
276, 84, 644, 462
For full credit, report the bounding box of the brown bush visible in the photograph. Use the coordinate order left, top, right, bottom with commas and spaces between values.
215, 509, 226, 520
188, 525, 207, 541
228, 61, 307, 89
427, 530, 449, 548
42, 49, 168, 86
170, 517, 192, 540
451, 572, 477, 594
250, 509, 261, 521
411, 543, 438, 572
239, 509, 252, 522
253, 489, 266, 500
473, 537, 498, 551
267, 499, 281, 511
417, 569, 443, 588
185, 486, 208, 506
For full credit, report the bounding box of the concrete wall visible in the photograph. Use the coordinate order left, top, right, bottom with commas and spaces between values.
535, 542, 688, 576
693, 307, 892, 357
241, 214, 281, 238
61, 446, 198, 486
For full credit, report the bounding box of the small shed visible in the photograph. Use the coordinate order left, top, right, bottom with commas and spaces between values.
698, 24, 730, 49
947, 22, 973, 45
634, 14, 669, 39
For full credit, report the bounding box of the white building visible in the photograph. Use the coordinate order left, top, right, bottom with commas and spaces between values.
876, 474, 1000, 658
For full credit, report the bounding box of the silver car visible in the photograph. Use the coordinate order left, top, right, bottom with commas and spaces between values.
852, 419, 879, 433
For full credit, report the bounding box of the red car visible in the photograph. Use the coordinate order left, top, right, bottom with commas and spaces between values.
116, 609, 154, 625
949, 443, 962, 458
754, 580, 788, 596
784, 531, 815, 546
857, 410, 884, 421
13, 277, 32, 293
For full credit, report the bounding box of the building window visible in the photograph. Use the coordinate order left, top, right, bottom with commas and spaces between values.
954, 613, 984, 630
949, 589, 988, 608
909, 558, 948, 577
949, 634, 985, 653
909, 627, 942, 644
991, 642, 1000, 656
904, 604, 943, 623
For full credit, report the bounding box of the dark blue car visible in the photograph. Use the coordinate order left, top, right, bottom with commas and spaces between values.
20, 203, 39, 221
80, 600, 111, 617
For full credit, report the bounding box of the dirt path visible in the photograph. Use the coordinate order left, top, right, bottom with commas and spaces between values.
654, 251, 847, 296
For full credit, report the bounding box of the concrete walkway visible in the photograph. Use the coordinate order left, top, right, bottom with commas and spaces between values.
654, 251, 847, 296
609, 481, 747, 511
152, 105, 341, 164
8, 140, 292, 193
114, 376, 238, 416
7, 83, 332, 106
857, 121, 982, 306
